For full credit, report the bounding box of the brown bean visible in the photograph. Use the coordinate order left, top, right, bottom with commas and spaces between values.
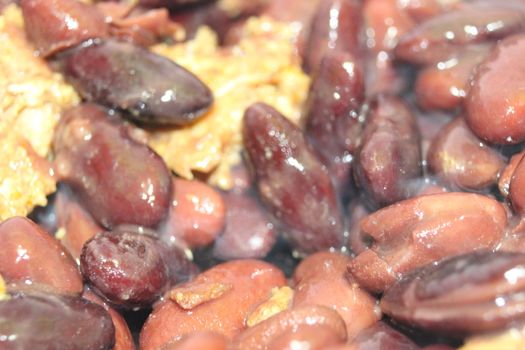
499, 151, 525, 198
348, 192, 507, 293
160, 332, 229, 350
140, 259, 286, 350
465, 34, 525, 144
268, 324, 345, 350
0, 216, 82, 295
509, 153, 525, 216
292, 251, 380, 339
346, 322, 421, 350
232, 305, 347, 350
428, 117, 505, 191
159, 178, 226, 248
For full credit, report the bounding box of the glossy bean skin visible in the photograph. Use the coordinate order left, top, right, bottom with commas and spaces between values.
53, 103, 172, 229
80, 229, 169, 309
302, 51, 364, 192
302, 0, 362, 73
292, 251, 380, 339
268, 324, 345, 350
243, 103, 345, 254
509, 154, 525, 216
55, 40, 213, 126
347, 192, 507, 293
346, 322, 421, 350
0, 217, 82, 295
353, 95, 422, 209
140, 259, 286, 350
0, 293, 115, 350
465, 34, 525, 144
161, 332, 229, 350
428, 117, 505, 191
395, 3, 525, 65
415, 44, 492, 111
138, 0, 207, 8
159, 178, 226, 248
213, 191, 277, 260
232, 305, 347, 350
381, 251, 525, 335
20, 0, 108, 57
499, 151, 525, 198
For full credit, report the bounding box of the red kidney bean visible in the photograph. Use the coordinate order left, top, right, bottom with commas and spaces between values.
302, 51, 364, 192
54, 40, 213, 126
19, 0, 109, 57
213, 191, 277, 260
55, 187, 103, 260
292, 251, 381, 339
0, 216, 82, 295
140, 259, 286, 350
346, 322, 421, 350
354, 95, 422, 209
347, 200, 372, 255
465, 34, 525, 144
83, 288, 135, 350
156, 239, 200, 286
499, 151, 525, 198
509, 154, 525, 216
395, 4, 525, 65
242, 103, 345, 254
381, 250, 525, 336
53, 103, 172, 229
80, 229, 169, 308
159, 178, 226, 248
428, 116, 505, 191
268, 324, 346, 350
161, 332, 229, 350
232, 305, 347, 350
0, 293, 115, 350
302, 0, 363, 73
415, 44, 492, 110
348, 192, 507, 293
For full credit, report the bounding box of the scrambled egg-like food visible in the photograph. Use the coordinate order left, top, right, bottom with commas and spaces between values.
151, 18, 309, 189
0, 5, 79, 220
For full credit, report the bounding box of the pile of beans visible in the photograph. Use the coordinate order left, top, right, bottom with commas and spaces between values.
2, 0, 525, 349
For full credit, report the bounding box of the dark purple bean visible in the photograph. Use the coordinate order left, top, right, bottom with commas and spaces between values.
302, 51, 364, 192
156, 240, 200, 286
20, 0, 109, 57
428, 117, 505, 191
0, 293, 115, 350
381, 250, 525, 336
213, 191, 277, 260
80, 229, 169, 308
395, 3, 525, 65
348, 322, 421, 350
53, 103, 172, 229
54, 40, 213, 126
302, 0, 363, 73
243, 103, 345, 254
353, 95, 422, 208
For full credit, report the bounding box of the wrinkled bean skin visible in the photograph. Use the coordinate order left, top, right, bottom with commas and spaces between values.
302, 0, 362, 73
292, 251, 380, 339
232, 305, 347, 350
415, 44, 491, 111
213, 191, 277, 260
0, 293, 115, 350
302, 51, 364, 192
159, 178, 226, 248
55, 187, 103, 260
81, 229, 169, 308
161, 332, 228, 350
0, 217, 82, 295
53, 103, 172, 229
428, 117, 505, 191
243, 103, 345, 253
346, 322, 421, 350
381, 251, 525, 335
83, 289, 135, 350
55, 40, 213, 126
354, 96, 422, 209
20, 0, 108, 57
268, 324, 345, 350
140, 259, 286, 350
395, 4, 525, 64
348, 192, 507, 293
465, 34, 525, 144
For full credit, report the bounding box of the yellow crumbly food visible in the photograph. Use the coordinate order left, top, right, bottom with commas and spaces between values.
460, 327, 525, 350
0, 5, 79, 220
151, 17, 309, 189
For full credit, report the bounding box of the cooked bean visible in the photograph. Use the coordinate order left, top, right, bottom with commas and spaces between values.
465, 34, 525, 144
268, 324, 345, 350
161, 332, 229, 350
348, 192, 507, 293
381, 251, 525, 335
53, 103, 172, 228
346, 322, 421, 350
243, 102, 345, 253
499, 151, 525, 198
55, 40, 213, 126
0, 216, 82, 295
